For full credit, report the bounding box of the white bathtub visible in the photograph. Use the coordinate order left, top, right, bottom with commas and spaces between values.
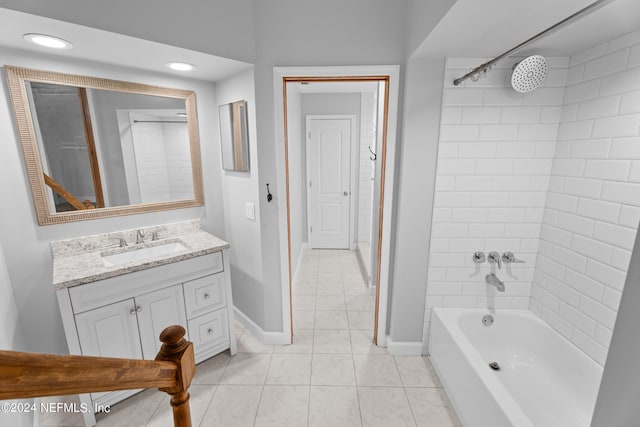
429, 308, 603, 427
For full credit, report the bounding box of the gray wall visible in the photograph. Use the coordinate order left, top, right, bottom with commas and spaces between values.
215, 69, 266, 328
0, 48, 225, 354
388, 58, 445, 342
591, 220, 640, 426
0, 241, 32, 427
0, 242, 26, 350
405, 0, 457, 57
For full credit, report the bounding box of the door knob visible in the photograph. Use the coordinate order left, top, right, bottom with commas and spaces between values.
343, 191, 349, 196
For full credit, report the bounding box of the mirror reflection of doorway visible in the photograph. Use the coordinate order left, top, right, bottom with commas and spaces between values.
26, 82, 104, 212
284, 79, 386, 344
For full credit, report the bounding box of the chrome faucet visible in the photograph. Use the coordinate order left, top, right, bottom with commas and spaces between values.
486, 273, 505, 292
136, 229, 145, 244
472, 251, 486, 263
502, 251, 525, 264
487, 251, 502, 269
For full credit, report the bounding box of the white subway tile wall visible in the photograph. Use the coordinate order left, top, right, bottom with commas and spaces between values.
131, 114, 171, 203
130, 113, 192, 203
421, 57, 568, 350
423, 29, 640, 366
164, 121, 194, 200
531, 30, 640, 366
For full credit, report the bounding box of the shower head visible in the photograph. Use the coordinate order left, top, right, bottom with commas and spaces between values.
511, 55, 548, 93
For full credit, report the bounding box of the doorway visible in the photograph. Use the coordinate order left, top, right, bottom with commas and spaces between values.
306, 115, 356, 250
274, 66, 400, 346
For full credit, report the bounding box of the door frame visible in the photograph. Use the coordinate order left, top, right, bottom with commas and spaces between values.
274, 65, 400, 346
305, 114, 357, 250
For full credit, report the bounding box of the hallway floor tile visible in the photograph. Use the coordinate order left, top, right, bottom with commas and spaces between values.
43, 249, 461, 427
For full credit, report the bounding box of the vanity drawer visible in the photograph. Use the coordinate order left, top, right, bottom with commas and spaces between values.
188, 308, 229, 360
183, 273, 226, 319
68, 252, 223, 314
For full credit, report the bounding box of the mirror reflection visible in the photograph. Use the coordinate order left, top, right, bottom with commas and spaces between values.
219, 100, 249, 172
5, 66, 204, 225
27, 82, 193, 212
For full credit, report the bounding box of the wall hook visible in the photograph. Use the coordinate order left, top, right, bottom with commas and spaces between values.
266, 183, 273, 203
368, 146, 377, 161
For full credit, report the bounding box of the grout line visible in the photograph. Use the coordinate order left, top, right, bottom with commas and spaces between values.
394, 357, 421, 427
251, 351, 273, 427
195, 383, 220, 427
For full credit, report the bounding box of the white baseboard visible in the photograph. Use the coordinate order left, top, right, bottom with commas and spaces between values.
234, 306, 290, 345
386, 335, 423, 356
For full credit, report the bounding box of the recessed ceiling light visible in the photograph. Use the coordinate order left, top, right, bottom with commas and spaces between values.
23, 33, 73, 50
166, 62, 195, 72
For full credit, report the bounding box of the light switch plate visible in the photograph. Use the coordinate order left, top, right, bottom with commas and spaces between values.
245, 202, 255, 221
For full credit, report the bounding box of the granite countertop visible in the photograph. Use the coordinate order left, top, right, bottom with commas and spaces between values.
52, 220, 229, 289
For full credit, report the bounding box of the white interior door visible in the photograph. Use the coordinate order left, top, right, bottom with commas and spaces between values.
307, 117, 352, 249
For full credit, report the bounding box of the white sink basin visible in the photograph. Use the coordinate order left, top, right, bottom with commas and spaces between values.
102, 241, 188, 267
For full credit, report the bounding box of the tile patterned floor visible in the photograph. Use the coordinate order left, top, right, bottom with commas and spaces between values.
41, 249, 461, 427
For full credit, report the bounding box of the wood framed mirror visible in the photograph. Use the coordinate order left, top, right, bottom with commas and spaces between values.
4, 66, 204, 225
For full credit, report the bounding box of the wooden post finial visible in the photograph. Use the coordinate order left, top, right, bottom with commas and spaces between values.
156, 325, 195, 427
160, 325, 186, 346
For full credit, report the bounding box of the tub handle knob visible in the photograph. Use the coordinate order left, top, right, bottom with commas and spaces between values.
487, 251, 502, 269
472, 251, 486, 263
502, 251, 525, 264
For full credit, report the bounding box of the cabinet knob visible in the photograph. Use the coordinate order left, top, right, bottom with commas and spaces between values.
130, 307, 136, 315
203, 293, 210, 299
136, 306, 143, 313
207, 328, 214, 335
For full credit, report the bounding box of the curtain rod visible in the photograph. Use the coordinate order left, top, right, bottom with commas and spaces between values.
453, 0, 615, 86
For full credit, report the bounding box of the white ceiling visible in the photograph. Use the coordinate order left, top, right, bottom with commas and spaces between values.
3, 1, 639, 82
0, 8, 252, 82
414, 0, 640, 58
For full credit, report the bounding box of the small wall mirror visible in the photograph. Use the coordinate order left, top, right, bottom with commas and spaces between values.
219, 100, 249, 172
4, 66, 204, 225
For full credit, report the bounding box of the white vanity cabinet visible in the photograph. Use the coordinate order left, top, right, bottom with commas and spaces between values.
75, 284, 188, 358
55, 249, 236, 424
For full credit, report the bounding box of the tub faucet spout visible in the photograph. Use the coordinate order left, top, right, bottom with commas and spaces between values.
486, 273, 505, 292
